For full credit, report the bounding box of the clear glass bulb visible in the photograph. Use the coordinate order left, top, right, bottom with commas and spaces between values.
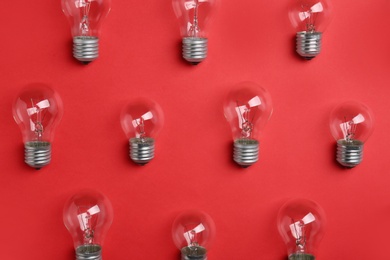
120, 98, 164, 165
61, 0, 111, 64
277, 198, 326, 260
172, 0, 217, 64
172, 210, 216, 260
63, 189, 113, 260
12, 84, 63, 169
288, 0, 333, 60
223, 82, 273, 167
329, 100, 374, 167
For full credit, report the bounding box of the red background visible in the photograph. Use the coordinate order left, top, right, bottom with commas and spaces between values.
0, 0, 389, 259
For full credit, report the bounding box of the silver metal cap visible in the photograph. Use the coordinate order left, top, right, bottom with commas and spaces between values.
182, 37, 208, 64
289, 253, 315, 260
233, 139, 259, 167
296, 31, 322, 60
181, 246, 207, 260
337, 139, 364, 168
73, 36, 99, 64
129, 137, 155, 165
75, 245, 102, 260
24, 141, 51, 169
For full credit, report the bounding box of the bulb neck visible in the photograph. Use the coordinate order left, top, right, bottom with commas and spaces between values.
73, 36, 99, 64
75, 244, 102, 260
296, 31, 322, 60
182, 37, 208, 65
181, 246, 207, 260
336, 139, 364, 167
288, 253, 315, 260
233, 139, 259, 167
24, 141, 51, 169
129, 137, 155, 165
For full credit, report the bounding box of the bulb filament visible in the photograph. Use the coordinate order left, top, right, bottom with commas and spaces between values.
28, 98, 49, 140
76, 0, 92, 36
236, 100, 255, 139
300, 4, 319, 33
343, 117, 357, 142
291, 218, 307, 252
188, 0, 201, 37
136, 117, 146, 141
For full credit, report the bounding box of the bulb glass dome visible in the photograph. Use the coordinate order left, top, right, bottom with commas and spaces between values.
277, 198, 326, 259
63, 190, 113, 252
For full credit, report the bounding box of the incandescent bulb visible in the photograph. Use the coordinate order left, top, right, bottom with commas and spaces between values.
63, 189, 113, 260
120, 98, 164, 165
277, 198, 326, 260
172, 0, 218, 64
61, 0, 111, 64
288, 0, 332, 60
12, 84, 63, 169
172, 210, 216, 260
223, 82, 273, 167
329, 101, 374, 168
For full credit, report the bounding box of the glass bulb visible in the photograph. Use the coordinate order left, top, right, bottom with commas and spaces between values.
288, 0, 333, 60
120, 98, 164, 165
63, 189, 113, 260
329, 100, 374, 167
223, 82, 273, 167
172, 0, 217, 64
277, 198, 326, 260
12, 84, 63, 169
172, 210, 216, 260
61, 0, 111, 64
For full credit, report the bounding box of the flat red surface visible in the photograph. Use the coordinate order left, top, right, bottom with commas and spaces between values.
0, 0, 389, 259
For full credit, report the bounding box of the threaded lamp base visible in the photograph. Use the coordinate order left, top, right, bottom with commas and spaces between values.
289, 253, 315, 260
24, 141, 51, 169
233, 139, 259, 167
76, 245, 102, 260
130, 138, 155, 165
337, 139, 364, 167
181, 246, 207, 260
182, 37, 208, 64
73, 36, 99, 64
296, 31, 322, 60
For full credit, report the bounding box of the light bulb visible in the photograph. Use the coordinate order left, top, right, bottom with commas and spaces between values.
12, 84, 63, 169
329, 100, 374, 168
63, 189, 113, 260
277, 198, 326, 260
120, 98, 164, 165
172, 0, 217, 64
172, 210, 216, 260
223, 82, 273, 167
61, 0, 111, 64
288, 0, 332, 60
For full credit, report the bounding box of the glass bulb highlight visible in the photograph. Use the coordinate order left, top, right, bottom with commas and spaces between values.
63, 189, 113, 260
288, 0, 332, 60
12, 84, 63, 169
172, 210, 216, 260
120, 98, 164, 165
62, 0, 111, 64
223, 82, 273, 167
172, 0, 217, 64
329, 100, 374, 167
277, 198, 326, 260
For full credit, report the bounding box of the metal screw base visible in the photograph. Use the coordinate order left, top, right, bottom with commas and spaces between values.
76, 245, 102, 260
24, 141, 51, 169
233, 139, 259, 167
289, 253, 315, 260
182, 37, 208, 64
181, 246, 207, 260
296, 31, 322, 60
73, 36, 99, 64
337, 139, 364, 168
130, 138, 155, 165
